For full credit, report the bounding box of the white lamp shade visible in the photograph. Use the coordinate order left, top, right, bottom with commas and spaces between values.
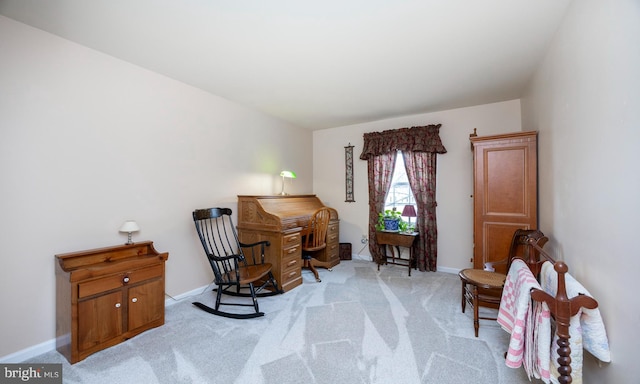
119, 220, 140, 233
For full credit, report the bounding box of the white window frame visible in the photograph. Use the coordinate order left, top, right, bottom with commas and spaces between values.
384, 151, 416, 221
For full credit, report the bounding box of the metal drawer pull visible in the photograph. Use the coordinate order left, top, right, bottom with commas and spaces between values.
115, 303, 121, 308
123, 277, 130, 283
131, 297, 138, 303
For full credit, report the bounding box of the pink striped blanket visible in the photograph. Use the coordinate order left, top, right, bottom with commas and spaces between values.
497, 258, 551, 383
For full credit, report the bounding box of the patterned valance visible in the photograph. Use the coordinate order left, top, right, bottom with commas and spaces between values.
359, 124, 447, 160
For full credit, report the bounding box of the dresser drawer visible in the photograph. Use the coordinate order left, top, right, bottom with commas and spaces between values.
78, 264, 163, 299
79, 275, 124, 298
127, 264, 163, 285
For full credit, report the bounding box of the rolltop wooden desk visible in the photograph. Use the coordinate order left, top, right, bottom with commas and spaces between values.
237, 195, 339, 292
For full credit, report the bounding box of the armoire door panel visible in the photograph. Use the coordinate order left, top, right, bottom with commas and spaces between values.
471, 131, 537, 271
485, 147, 528, 215
481, 222, 532, 274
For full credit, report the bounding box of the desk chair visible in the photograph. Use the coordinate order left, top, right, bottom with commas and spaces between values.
458, 229, 545, 336
192, 207, 282, 319
300, 207, 333, 282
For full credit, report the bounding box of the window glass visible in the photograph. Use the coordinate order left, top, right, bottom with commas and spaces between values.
384, 151, 416, 220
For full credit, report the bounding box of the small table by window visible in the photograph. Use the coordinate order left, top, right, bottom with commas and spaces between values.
375, 231, 418, 276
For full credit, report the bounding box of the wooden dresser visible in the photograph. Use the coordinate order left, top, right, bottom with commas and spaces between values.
237, 195, 339, 292
55, 241, 168, 363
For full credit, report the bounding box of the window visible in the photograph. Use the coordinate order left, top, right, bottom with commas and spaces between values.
384, 151, 416, 221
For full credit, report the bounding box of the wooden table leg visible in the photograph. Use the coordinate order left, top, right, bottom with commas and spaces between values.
389, 245, 397, 264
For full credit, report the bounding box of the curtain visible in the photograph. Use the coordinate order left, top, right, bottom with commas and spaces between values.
359, 124, 447, 158
403, 151, 438, 271
360, 124, 446, 271
365, 152, 396, 265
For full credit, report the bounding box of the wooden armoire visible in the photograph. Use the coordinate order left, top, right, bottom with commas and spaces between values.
470, 131, 538, 273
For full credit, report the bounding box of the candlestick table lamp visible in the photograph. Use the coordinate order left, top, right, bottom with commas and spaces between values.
119, 220, 140, 245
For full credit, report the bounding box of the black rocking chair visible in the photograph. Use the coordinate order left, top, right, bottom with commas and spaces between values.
192, 207, 283, 319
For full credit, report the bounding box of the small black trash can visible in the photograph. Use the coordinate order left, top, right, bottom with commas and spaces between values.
339, 243, 352, 260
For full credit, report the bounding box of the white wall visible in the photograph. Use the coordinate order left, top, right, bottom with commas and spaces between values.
521, 0, 640, 381
0, 16, 313, 360
313, 100, 522, 272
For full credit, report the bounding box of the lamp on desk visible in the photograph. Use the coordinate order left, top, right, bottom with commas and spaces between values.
402, 204, 417, 225
280, 170, 296, 195
119, 220, 140, 245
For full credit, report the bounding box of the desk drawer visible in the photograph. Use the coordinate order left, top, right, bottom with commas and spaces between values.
282, 244, 300, 260
327, 243, 339, 260
281, 262, 301, 285
282, 253, 300, 271
283, 232, 301, 248
281, 244, 301, 282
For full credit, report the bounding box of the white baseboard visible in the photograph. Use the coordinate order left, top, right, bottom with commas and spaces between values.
0, 339, 56, 364
350, 253, 460, 275
437, 266, 460, 275
351, 253, 371, 261
164, 283, 213, 307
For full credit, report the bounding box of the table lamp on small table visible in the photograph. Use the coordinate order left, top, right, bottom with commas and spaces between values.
402, 204, 417, 226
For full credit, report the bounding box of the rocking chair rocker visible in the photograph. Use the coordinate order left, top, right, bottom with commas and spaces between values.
192, 207, 283, 319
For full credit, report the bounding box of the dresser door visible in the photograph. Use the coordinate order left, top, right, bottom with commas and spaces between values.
77, 291, 123, 352
128, 279, 164, 330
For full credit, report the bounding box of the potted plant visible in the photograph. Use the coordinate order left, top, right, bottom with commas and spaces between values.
376, 208, 402, 231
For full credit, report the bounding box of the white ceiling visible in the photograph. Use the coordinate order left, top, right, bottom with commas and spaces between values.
0, 0, 572, 130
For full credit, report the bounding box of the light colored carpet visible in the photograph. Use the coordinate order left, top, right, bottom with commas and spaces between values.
26, 259, 533, 383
